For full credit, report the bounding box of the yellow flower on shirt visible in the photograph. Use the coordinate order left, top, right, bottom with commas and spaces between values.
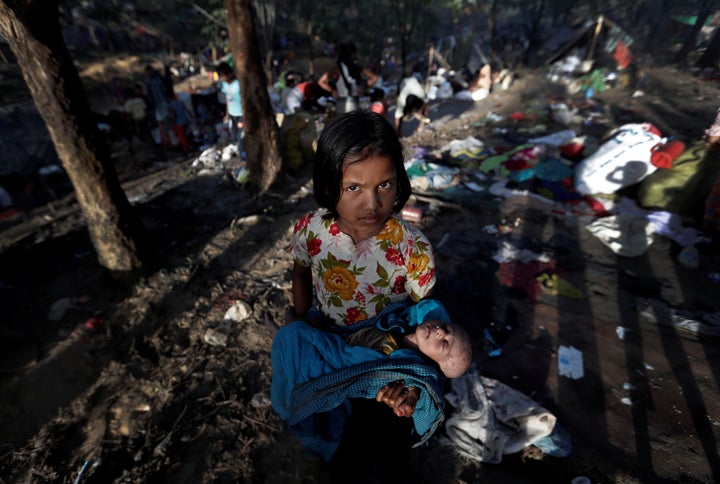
322, 266, 358, 300
408, 252, 430, 277
376, 217, 404, 245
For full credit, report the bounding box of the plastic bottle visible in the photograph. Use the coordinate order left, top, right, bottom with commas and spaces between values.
401, 206, 422, 222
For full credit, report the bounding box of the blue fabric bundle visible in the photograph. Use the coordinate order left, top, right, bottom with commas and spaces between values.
288, 358, 444, 461
271, 300, 450, 461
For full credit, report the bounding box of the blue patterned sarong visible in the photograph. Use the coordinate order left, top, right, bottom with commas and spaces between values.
271, 306, 447, 461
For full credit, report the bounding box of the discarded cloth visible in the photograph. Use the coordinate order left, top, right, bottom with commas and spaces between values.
497, 260, 557, 303
617, 198, 710, 248
439, 369, 562, 463
584, 213, 655, 257
528, 129, 577, 147
438, 136, 486, 159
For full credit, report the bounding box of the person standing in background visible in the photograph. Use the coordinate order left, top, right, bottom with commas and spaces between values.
145, 65, 171, 147
216, 62, 244, 153
318, 41, 378, 115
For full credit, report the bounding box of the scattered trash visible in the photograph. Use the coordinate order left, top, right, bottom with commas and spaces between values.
483, 328, 503, 357
616, 326, 628, 340
651, 139, 685, 169
401, 206, 423, 222
204, 328, 228, 347
73, 460, 91, 484
537, 273, 585, 298
224, 300, 252, 322
571, 476, 591, 484
636, 297, 720, 339
483, 224, 499, 235
84, 317, 104, 330
250, 392, 271, 408
558, 345, 584, 379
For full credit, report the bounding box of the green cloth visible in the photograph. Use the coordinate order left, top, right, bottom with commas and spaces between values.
638, 141, 720, 215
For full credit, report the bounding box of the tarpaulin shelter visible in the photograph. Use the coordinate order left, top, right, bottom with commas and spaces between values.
544, 15, 637, 71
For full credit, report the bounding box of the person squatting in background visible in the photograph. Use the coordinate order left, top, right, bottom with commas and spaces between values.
395, 73, 430, 136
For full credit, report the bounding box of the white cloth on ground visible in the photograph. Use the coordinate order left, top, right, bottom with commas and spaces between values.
439, 369, 557, 464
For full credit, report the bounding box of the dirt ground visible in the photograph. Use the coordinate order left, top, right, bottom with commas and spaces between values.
1, 62, 720, 483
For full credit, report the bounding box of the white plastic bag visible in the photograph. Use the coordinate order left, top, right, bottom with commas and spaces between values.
573, 123, 662, 195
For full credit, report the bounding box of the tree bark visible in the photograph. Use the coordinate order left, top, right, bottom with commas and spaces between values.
225, 0, 282, 193
673, 1, 713, 64
696, 24, 720, 68
0, 1, 145, 275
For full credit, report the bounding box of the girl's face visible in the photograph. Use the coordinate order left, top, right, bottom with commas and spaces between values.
335, 154, 397, 243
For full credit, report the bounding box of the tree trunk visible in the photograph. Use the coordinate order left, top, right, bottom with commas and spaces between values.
225, 0, 282, 193
696, 24, 720, 68
0, 1, 145, 275
673, 1, 713, 64
485, 0, 499, 64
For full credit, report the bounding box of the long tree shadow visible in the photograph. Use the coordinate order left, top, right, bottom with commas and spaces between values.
0, 165, 313, 462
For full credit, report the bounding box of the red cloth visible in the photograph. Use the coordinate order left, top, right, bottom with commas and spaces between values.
651, 140, 685, 169
497, 260, 557, 303
613, 41, 633, 69
559, 142, 585, 161
370, 101, 387, 116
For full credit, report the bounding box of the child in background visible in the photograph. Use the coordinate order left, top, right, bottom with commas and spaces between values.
168, 95, 192, 152
216, 62, 244, 152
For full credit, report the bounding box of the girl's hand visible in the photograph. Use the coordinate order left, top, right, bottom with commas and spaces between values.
376, 380, 420, 418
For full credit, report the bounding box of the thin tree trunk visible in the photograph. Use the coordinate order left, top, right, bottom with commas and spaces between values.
674, 1, 713, 64
0, 1, 145, 275
225, 0, 282, 193
696, 24, 720, 68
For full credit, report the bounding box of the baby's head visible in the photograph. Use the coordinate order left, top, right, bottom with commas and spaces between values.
406, 319, 472, 378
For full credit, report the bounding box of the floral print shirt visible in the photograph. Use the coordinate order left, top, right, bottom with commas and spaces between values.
291, 209, 436, 326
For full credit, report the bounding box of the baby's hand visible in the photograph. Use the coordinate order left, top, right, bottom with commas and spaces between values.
376, 380, 420, 418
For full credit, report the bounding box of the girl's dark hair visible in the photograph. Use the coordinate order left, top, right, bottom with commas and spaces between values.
403, 94, 424, 117
216, 61, 234, 78
313, 111, 411, 217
